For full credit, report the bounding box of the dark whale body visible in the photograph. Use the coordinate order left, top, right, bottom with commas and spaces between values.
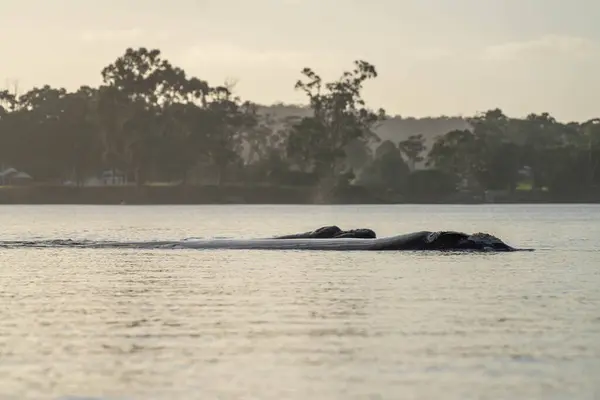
0, 226, 527, 251
269, 225, 518, 251
274, 225, 377, 240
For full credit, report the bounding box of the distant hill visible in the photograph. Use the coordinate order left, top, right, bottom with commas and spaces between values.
255, 103, 471, 150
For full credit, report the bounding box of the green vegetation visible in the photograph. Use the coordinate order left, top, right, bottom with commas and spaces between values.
1, 46, 599, 203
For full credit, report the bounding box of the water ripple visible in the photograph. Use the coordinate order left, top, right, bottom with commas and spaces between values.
0, 205, 599, 400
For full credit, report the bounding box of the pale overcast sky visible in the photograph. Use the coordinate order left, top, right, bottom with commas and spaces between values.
1, 0, 599, 121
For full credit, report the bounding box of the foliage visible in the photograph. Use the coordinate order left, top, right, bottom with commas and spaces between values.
357, 140, 410, 192
1, 46, 599, 202
286, 60, 385, 175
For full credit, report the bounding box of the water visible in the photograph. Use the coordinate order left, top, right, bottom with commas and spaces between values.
0, 204, 599, 400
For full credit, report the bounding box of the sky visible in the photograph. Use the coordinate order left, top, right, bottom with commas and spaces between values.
1, 0, 599, 122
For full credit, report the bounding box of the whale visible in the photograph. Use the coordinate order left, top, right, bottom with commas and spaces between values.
274, 225, 377, 240
171, 226, 525, 252
0, 226, 529, 252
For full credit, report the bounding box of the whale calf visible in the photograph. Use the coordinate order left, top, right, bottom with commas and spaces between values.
273, 225, 376, 240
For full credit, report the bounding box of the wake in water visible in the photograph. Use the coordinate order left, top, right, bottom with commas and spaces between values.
0, 226, 531, 252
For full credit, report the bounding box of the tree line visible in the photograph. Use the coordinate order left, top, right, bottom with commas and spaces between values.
1, 46, 599, 200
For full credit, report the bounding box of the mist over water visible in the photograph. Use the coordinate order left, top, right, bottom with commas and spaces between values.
0, 204, 599, 399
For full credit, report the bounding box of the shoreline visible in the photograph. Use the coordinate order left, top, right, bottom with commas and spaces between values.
0, 185, 599, 205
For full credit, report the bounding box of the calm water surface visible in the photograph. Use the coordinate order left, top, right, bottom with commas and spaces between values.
0, 204, 599, 400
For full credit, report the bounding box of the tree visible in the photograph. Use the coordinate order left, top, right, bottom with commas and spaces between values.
582, 118, 600, 187
404, 169, 458, 201
0, 90, 17, 167
98, 47, 212, 185
398, 134, 426, 171
2, 45, 600, 204
344, 138, 373, 174
57, 87, 103, 186
357, 140, 410, 193
427, 129, 480, 188
513, 112, 563, 190
286, 60, 385, 178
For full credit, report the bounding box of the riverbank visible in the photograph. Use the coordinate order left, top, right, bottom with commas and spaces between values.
1, 184, 599, 204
